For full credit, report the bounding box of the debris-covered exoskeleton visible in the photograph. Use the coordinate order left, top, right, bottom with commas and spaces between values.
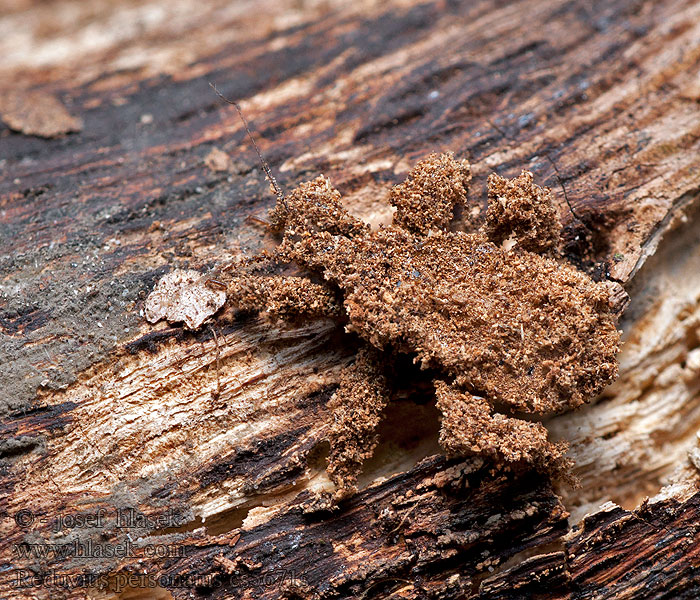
217, 153, 621, 496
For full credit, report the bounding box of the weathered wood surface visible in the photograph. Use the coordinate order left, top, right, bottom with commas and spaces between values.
2, 0, 700, 598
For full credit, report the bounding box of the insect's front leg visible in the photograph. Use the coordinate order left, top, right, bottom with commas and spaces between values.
227, 275, 342, 319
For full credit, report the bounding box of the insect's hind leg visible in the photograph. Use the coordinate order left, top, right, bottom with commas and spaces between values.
326, 345, 390, 498
434, 380, 571, 476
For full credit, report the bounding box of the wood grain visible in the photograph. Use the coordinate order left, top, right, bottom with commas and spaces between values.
2, 0, 700, 598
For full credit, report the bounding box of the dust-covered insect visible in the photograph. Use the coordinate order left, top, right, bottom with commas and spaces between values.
147, 88, 623, 497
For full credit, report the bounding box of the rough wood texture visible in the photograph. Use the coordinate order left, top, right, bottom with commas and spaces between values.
2, 0, 700, 598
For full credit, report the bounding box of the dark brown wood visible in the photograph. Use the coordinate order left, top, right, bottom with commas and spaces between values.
2, 0, 700, 598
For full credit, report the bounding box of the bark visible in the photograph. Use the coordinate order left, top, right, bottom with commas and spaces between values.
1, 0, 700, 599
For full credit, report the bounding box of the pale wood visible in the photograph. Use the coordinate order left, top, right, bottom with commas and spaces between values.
2, 1, 700, 599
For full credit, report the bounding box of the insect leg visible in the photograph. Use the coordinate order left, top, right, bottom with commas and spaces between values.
327, 346, 390, 498
229, 275, 342, 319
434, 380, 571, 475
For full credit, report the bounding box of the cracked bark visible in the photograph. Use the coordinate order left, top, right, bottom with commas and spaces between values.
1, 0, 700, 598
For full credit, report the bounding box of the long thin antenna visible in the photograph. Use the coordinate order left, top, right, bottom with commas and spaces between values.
209, 82, 285, 205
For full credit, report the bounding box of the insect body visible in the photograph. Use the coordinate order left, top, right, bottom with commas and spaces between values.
224, 153, 620, 495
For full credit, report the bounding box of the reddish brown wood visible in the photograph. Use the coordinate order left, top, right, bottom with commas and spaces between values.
2, 0, 700, 598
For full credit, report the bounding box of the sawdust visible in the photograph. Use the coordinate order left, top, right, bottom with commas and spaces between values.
269, 174, 368, 240
0, 89, 83, 138
228, 275, 341, 318
261, 154, 617, 490
326, 347, 389, 496
295, 227, 619, 414
147, 152, 621, 494
390, 152, 472, 234
485, 170, 561, 254
435, 380, 567, 468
